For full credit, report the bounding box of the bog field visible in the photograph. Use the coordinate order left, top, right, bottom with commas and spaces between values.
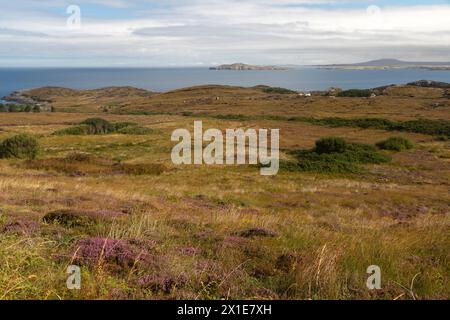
0, 84, 448, 299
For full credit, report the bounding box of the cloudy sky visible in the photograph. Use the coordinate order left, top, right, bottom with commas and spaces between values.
1, 0, 449, 67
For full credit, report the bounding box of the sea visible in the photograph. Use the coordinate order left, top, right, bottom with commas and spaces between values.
1, 67, 450, 101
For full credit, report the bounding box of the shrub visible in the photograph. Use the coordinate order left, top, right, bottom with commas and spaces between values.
43, 210, 95, 227
43, 209, 123, 227
111, 122, 137, 131
376, 137, 414, 151
53, 124, 92, 136
396, 119, 450, 137
314, 137, 348, 154
0, 134, 39, 159
285, 137, 391, 173
262, 87, 297, 94
117, 126, 154, 135
337, 89, 372, 97
80, 118, 113, 134
309, 117, 449, 137
295, 152, 360, 173
53, 118, 153, 136
8, 105, 22, 112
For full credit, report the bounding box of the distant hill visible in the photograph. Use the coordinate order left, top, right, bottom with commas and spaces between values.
321, 59, 450, 70
210, 63, 288, 71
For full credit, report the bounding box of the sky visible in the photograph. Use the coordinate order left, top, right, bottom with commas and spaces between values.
0, 0, 449, 67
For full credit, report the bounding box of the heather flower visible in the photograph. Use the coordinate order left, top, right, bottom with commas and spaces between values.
1, 220, 39, 235
178, 246, 200, 256
136, 274, 186, 293
73, 237, 141, 270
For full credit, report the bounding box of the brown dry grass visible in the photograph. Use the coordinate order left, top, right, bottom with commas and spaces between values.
0, 86, 449, 300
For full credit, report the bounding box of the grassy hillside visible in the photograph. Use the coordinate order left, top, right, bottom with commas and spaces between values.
0, 85, 448, 299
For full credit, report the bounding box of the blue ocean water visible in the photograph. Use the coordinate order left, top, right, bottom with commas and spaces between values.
0, 67, 449, 98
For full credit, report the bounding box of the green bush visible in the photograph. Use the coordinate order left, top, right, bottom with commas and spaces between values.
262, 87, 297, 94
337, 89, 372, 97
111, 122, 137, 131
309, 117, 450, 137
396, 119, 450, 137
117, 126, 154, 135
80, 118, 113, 134
314, 137, 348, 154
376, 137, 414, 151
285, 137, 391, 173
53, 118, 149, 136
8, 105, 22, 112
0, 134, 39, 159
53, 124, 92, 136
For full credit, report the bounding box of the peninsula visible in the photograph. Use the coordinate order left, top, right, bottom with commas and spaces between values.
209, 63, 288, 71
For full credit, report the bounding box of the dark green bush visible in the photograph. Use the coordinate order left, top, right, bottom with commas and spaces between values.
111, 122, 138, 131
376, 137, 414, 151
117, 126, 154, 135
337, 89, 372, 97
285, 137, 391, 173
262, 87, 297, 94
314, 137, 348, 154
395, 119, 450, 137
53, 124, 92, 136
80, 118, 113, 134
53, 118, 150, 136
8, 105, 22, 112
0, 134, 39, 159
309, 117, 449, 137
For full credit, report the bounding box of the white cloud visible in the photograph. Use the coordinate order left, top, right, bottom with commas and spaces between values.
0, 1, 449, 66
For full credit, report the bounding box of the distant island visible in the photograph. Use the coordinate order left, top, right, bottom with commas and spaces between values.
318, 59, 450, 70
210, 63, 288, 71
